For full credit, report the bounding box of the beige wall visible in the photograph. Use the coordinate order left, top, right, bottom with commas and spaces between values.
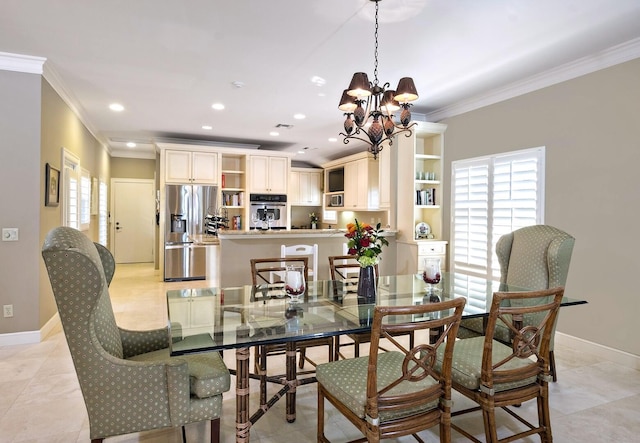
111, 157, 156, 179
0, 70, 42, 334
0, 70, 109, 334
39, 79, 110, 328
441, 58, 640, 356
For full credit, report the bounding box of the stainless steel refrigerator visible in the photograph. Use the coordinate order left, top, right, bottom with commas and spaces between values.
164, 184, 217, 281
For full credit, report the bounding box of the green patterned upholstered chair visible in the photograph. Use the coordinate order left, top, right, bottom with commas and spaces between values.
458, 224, 574, 381
317, 297, 466, 443
42, 227, 230, 443
437, 287, 564, 443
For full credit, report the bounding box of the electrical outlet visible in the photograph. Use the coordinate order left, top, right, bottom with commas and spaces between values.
3, 304, 13, 318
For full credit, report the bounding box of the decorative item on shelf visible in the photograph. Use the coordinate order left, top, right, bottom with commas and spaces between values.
309, 212, 319, 229
344, 219, 389, 299
338, 0, 419, 160
415, 222, 432, 239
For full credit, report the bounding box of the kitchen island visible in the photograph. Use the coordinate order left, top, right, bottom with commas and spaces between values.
217, 229, 397, 287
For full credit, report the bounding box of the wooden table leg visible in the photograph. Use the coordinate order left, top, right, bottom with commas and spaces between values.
236, 346, 250, 443
285, 341, 297, 423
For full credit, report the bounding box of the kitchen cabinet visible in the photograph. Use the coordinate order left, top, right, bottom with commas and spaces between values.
164, 150, 219, 184
289, 168, 322, 205
378, 147, 391, 209
169, 290, 217, 335
344, 157, 379, 210
249, 155, 289, 193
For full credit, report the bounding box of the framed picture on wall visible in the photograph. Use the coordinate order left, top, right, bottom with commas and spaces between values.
45, 163, 60, 207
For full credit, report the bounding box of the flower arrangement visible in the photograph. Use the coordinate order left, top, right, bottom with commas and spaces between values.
309, 212, 319, 224
344, 219, 389, 267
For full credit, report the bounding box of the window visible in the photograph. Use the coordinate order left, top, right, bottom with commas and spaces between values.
98, 179, 108, 246
62, 150, 80, 229
80, 168, 91, 231
451, 147, 545, 280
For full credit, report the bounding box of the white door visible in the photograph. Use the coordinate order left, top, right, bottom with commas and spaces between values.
112, 179, 155, 263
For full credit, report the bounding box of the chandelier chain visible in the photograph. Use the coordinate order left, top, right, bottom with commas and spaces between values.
373, 0, 379, 86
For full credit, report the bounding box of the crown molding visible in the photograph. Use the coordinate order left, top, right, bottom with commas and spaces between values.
426, 37, 640, 122
41, 61, 110, 155
0, 51, 46, 74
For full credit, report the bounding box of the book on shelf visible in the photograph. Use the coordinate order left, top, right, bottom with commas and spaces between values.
415, 188, 436, 206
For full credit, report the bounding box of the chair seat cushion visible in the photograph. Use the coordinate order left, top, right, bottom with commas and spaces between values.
128, 348, 230, 399
317, 351, 439, 422
436, 336, 537, 392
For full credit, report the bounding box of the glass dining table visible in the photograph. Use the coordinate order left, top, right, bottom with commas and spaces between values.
166, 272, 586, 443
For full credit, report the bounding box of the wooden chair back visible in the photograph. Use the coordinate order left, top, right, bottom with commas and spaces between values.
364, 297, 466, 439
482, 287, 564, 389
250, 257, 309, 286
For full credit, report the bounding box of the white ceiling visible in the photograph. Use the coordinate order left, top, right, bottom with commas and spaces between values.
2, 0, 640, 166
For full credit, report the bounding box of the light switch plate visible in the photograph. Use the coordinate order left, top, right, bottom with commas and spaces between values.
2, 228, 19, 241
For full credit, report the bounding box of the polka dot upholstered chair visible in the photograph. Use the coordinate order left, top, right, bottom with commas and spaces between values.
457, 224, 575, 382
42, 227, 230, 443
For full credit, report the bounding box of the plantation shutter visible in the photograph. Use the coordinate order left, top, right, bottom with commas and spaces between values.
451, 147, 544, 282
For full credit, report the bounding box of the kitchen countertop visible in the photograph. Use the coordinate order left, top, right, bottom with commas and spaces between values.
217, 228, 396, 240
189, 235, 221, 245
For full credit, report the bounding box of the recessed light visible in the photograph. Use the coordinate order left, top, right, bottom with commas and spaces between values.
211, 103, 225, 110
202, 125, 213, 130
328, 137, 337, 142
109, 103, 124, 112
310, 76, 326, 87
293, 113, 306, 120
297, 150, 306, 154
126, 142, 136, 148
269, 131, 279, 137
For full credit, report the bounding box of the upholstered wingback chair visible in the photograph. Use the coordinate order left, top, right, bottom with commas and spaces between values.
42, 227, 230, 443
458, 224, 575, 380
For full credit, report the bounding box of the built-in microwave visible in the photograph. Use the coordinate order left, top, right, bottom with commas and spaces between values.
329, 193, 344, 207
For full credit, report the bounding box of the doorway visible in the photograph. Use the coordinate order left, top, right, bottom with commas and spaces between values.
111, 178, 155, 263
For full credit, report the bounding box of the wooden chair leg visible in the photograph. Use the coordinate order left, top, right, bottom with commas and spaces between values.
549, 349, 558, 382
211, 418, 221, 443
483, 405, 499, 443
299, 346, 306, 369
258, 346, 268, 407
318, 386, 326, 442
182, 426, 186, 443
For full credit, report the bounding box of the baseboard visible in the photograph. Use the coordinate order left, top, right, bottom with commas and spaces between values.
0, 312, 60, 346
556, 332, 640, 371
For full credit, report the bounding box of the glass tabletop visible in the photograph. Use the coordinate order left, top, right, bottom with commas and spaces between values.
167, 272, 585, 356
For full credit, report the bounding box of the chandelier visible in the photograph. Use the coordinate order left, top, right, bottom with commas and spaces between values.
339, 0, 419, 160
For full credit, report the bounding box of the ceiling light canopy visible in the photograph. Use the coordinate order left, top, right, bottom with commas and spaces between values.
338, 0, 419, 160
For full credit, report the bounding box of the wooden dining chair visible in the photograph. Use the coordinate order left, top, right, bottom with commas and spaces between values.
249, 257, 334, 408
317, 297, 466, 443
328, 255, 414, 361
440, 287, 564, 443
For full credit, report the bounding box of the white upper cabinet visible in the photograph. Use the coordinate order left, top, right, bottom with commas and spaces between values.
290, 168, 322, 205
322, 151, 380, 211
249, 155, 289, 193
164, 150, 219, 184
344, 156, 379, 210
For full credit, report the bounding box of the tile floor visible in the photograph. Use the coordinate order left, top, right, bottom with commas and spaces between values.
1, 263, 639, 442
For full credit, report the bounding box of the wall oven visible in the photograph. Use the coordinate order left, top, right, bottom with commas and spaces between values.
249, 194, 288, 230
